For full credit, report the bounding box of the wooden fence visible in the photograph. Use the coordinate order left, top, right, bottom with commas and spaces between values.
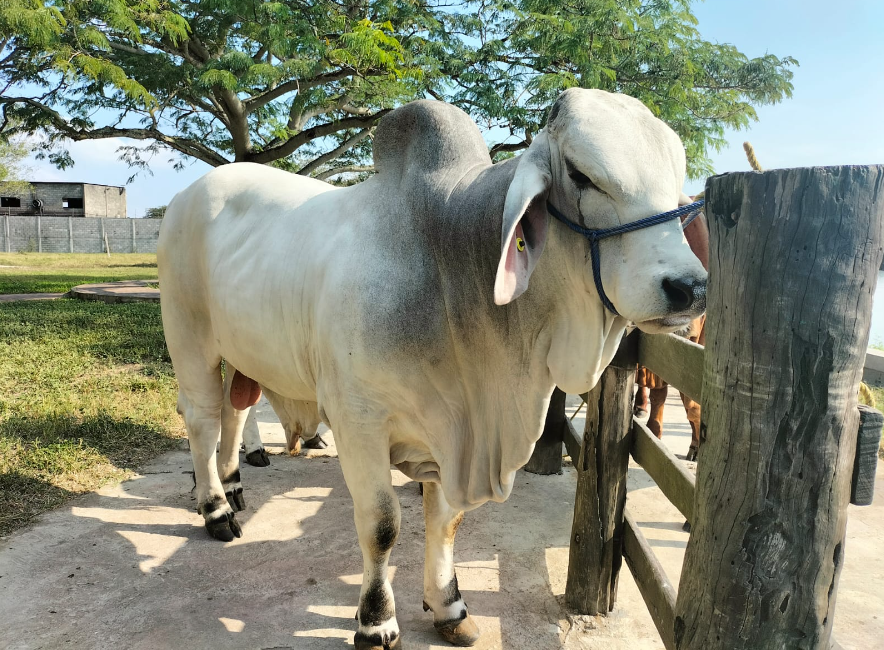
551, 166, 884, 650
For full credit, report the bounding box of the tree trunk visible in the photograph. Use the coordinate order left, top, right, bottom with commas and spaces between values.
674, 167, 884, 649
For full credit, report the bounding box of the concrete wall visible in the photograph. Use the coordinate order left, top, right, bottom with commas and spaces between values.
0, 182, 126, 218
863, 348, 884, 386
0, 215, 161, 253
83, 184, 127, 218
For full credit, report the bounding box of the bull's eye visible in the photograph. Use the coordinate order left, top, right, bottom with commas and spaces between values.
566, 162, 603, 194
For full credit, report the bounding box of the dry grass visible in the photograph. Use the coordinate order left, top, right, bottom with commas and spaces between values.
0, 252, 157, 294
0, 299, 182, 535
867, 385, 884, 460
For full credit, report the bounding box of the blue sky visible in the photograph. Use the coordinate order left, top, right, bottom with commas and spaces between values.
24, 0, 884, 214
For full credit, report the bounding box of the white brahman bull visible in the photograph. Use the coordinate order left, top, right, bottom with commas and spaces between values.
158, 88, 707, 649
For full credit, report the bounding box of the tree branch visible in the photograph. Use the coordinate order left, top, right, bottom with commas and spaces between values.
489, 141, 529, 156
244, 68, 355, 112
298, 128, 372, 176
107, 41, 149, 56
0, 96, 231, 167
244, 67, 390, 113
316, 165, 375, 181
246, 109, 392, 165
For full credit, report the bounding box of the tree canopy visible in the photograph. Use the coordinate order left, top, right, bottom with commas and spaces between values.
144, 204, 166, 218
0, 134, 30, 193
0, 0, 796, 180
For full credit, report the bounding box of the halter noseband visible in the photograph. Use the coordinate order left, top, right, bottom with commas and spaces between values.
545, 199, 705, 316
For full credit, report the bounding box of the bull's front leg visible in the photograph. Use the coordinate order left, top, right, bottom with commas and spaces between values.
337, 439, 403, 650
217, 377, 250, 512
422, 481, 480, 647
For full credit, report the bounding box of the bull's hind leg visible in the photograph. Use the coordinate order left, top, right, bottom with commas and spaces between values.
164, 309, 242, 541
680, 391, 701, 461
336, 433, 403, 650
647, 386, 668, 438
241, 406, 270, 467
176, 379, 242, 542
422, 481, 480, 646
216, 363, 255, 511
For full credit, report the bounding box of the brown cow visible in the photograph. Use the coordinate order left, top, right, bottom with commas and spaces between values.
634, 209, 709, 461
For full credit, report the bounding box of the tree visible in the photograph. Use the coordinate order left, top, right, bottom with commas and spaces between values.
438, 0, 797, 177
0, 135, 31, 194
0, 1, 796, 180
144, 205, 166, 218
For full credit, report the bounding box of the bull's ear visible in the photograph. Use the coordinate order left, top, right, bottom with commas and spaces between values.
494, 132, 553, 305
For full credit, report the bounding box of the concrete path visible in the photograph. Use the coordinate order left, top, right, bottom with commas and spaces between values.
0, 292, 66, 302
69, 280, 160, 303
0, 393, 881, 650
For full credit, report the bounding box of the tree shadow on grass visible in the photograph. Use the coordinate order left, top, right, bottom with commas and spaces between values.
0, 412, 181, 537
2, 412, 180, 473
106, 263, 157, 268
1, 298, 172, 367
0, 472, 76, 535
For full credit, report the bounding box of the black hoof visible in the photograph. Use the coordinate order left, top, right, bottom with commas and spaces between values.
686, 446, 698, 462
245, 448, 271, 467
205, 512, 243, 542
303, 434, 328, 450
354, 630, 401, 650
682, 520, 692, 533
226, 487, 245, 511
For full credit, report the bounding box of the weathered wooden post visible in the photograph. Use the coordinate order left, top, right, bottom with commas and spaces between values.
674, 167, 884, 649
525, 387, 566, 474
565, 333, 636, 613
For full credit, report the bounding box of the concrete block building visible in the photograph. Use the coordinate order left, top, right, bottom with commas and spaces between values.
0, 182, 127, 218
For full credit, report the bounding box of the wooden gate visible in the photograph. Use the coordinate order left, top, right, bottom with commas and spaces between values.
558, 166, 884, 650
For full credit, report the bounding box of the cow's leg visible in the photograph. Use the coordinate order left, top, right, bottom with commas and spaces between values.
337, 437, 402, 650
177, 380, 242, 542
680, 391, 701, 461
634, 385, 650, 416
422, 481, 480, 647
302, 428, 329, 449
241, 406, 270, 467
216, 365, 251, 511
647, 386, 668, 438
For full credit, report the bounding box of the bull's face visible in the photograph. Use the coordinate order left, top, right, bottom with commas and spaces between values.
493, 88, 707, 334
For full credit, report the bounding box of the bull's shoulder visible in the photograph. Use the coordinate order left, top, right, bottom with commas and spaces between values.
373, 101, 491, 179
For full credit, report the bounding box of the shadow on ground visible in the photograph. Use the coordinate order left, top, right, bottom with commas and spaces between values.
0, 413, 180, 536
0, 447, 580, 650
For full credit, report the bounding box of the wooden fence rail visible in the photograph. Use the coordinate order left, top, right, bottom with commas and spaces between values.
562, 165, 884, 650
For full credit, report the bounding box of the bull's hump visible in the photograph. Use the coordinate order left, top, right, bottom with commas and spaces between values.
373, 101, 490, 177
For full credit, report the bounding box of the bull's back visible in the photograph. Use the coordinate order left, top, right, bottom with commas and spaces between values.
158, 164, 341, 398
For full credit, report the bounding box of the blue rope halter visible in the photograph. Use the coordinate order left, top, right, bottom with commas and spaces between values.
545, 199, 705, 316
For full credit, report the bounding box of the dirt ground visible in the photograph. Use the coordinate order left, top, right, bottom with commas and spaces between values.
0, 394, 881, 650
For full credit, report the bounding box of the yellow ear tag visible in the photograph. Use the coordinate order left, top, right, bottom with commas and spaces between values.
516, 237, 526, 252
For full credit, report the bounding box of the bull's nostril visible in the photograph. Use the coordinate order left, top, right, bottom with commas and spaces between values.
662, 277, 695, 311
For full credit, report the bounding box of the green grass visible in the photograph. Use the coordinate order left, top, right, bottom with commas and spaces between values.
0, 253, 157, 294
0, 299, 182, 535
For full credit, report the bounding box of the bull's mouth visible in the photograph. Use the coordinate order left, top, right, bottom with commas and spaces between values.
636, 313, 697, 333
